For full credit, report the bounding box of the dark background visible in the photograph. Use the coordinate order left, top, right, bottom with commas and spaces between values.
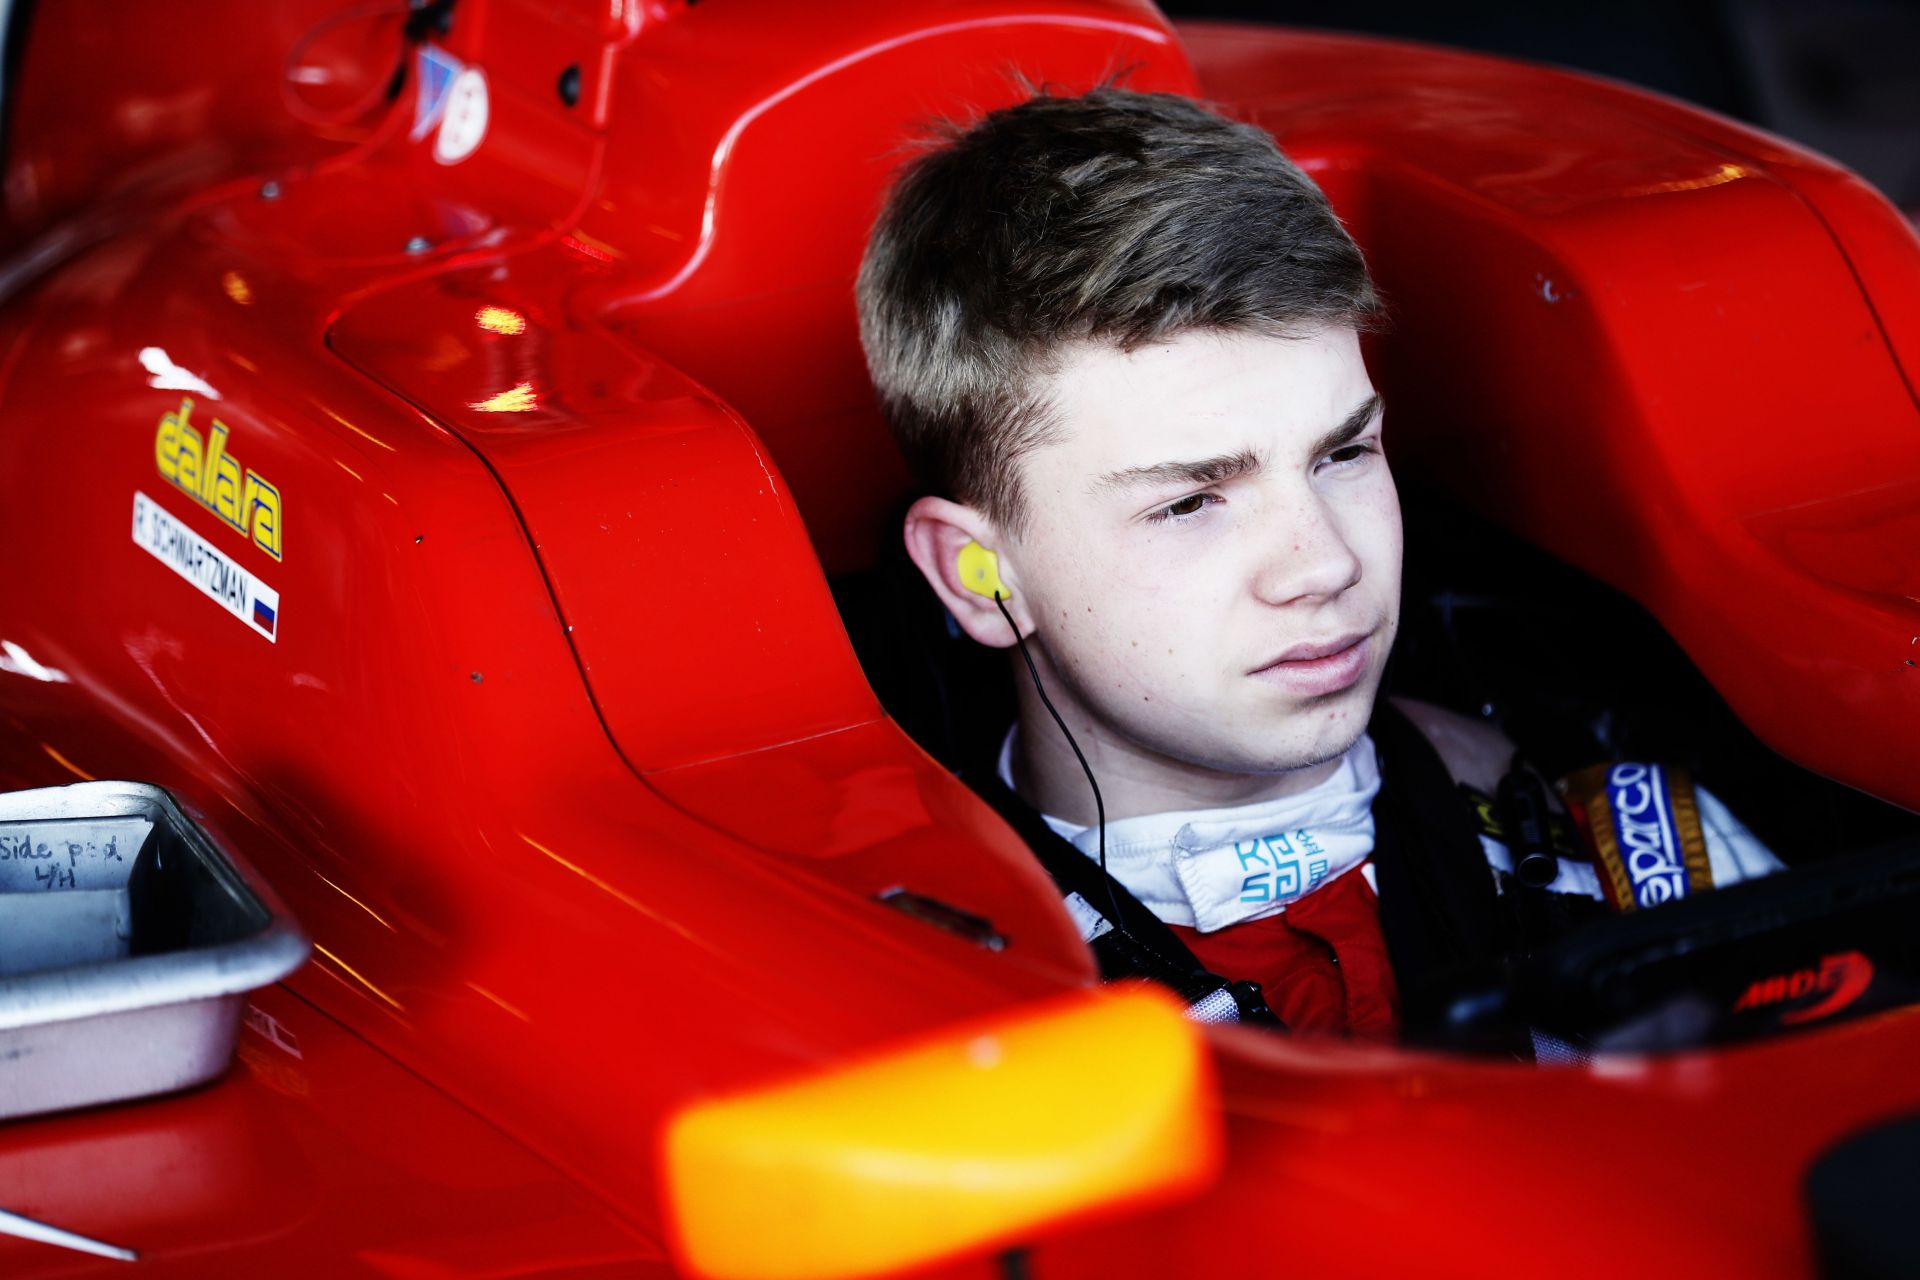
1158, 0, 1920, 215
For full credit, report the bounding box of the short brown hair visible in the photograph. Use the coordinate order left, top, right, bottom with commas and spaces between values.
857, 87, 1381, 532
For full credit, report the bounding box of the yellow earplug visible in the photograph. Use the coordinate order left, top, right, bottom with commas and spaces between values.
957, 541, 1010, 600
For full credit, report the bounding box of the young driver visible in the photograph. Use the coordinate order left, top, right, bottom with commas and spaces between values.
856, 89, 1780, 1048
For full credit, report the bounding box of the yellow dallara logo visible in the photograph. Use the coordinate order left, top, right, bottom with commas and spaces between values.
153, 397, 282, 561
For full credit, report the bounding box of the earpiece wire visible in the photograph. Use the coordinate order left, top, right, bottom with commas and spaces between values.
993, 592, 1123, 926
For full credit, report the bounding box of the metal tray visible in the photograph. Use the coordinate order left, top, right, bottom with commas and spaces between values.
0, 781, 309, 1119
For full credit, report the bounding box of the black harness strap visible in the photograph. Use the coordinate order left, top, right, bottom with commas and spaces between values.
1367, 700, 1525, 1046
965, 767, 1281, 1026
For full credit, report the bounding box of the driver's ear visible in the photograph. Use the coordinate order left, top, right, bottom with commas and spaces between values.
902, 496, 1032, 649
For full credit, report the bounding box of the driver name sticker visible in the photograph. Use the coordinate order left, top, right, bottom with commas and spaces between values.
133, 491, 280, 642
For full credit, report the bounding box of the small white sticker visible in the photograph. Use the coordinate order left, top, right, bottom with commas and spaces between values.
434, 68, 489, 165
1062, 891, 1114, 943
132, 491, 280, 642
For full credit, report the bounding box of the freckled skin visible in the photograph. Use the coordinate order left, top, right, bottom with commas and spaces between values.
996, 327, 1403, 822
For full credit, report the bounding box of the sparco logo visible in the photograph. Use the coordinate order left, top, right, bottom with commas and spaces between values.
1608, 763, 1686, 908
1731, 951, 1873, 1025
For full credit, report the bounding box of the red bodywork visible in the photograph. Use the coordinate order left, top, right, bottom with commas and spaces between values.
0, 2, 1915, 1275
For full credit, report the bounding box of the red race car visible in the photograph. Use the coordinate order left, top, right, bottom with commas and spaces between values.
0, 2, 1917, 1276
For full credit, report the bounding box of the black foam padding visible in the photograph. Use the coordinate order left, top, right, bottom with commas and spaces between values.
1805, 1112, 1920, 1279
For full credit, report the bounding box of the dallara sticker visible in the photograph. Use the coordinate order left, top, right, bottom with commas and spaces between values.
132, 491, 279, 642
153, 396, 283, 561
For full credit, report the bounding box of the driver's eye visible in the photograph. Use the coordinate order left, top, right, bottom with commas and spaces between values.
1165, 494, 1208, 518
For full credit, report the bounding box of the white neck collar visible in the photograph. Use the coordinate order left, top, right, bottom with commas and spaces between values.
997, 726, 1380, 932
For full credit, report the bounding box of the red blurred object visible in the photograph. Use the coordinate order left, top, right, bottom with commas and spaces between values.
0, 1, 1915, 1276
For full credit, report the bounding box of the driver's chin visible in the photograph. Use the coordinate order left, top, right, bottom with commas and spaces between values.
1145, 696, 1376, 779
1233, 720, 1369, 776
1217, 682, 1382, 774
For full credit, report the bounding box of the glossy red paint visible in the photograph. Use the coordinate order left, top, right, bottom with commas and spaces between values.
0, 2, 1914, 1277
1, 0, 387, 249
0, 984, 663, 1277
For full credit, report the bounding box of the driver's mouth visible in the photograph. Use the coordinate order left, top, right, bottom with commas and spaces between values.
1247, 631, 1373, 697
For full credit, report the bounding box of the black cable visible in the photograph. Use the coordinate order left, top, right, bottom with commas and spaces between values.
993, 592, 1122, 925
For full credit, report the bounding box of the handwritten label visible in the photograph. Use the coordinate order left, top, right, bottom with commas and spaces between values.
0, 819, 151, 892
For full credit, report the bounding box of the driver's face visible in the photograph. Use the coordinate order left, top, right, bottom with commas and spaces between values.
1005, 325, 1400, 777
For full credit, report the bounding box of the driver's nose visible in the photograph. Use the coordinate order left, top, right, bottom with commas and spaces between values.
1250, 493, 1363, 606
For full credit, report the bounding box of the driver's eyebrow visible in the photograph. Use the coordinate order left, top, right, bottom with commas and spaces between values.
1306, 393, 1383, 462
1091, 392, 1384, 494
1093, 448, 1264, 494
